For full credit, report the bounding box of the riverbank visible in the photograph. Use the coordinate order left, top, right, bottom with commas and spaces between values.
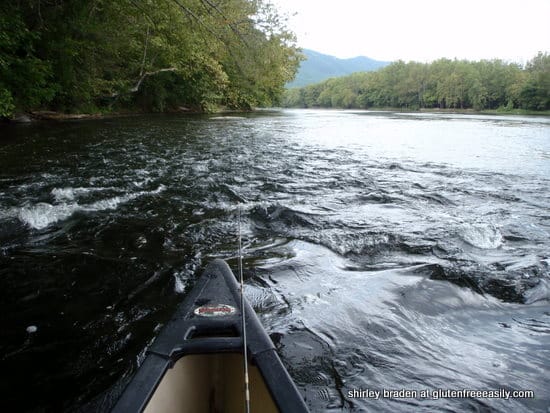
5, 106, 549, 125
418, 107, 550, 116
5, 110, 149, 124
4, 106, 252, 124
285, 106, 550, 117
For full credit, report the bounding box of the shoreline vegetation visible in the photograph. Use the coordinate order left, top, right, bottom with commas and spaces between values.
1, 3, 548, 122
341, 107, 550, 116
8, 106, 550, 125
0, 0, 301, 121
283, 54, 550, 113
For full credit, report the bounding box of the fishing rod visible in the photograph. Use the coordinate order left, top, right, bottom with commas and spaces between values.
237, 207, 251, 413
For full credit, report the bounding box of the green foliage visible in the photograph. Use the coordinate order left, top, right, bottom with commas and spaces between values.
0, 0, 301, 117
0, 8, 56, 113
0, 88, 14, 117
284, 53, 550, 112
520, 52, 550, 110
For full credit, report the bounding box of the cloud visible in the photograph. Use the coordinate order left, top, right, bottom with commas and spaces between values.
270, 0, 550, 62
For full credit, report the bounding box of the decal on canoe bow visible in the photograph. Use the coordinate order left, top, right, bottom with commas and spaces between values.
194, 303, 237, 317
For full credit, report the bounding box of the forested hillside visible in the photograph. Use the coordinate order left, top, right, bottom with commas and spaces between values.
0, 0, 301, 118
287, 49, 388, 88
283, 54, 550, 111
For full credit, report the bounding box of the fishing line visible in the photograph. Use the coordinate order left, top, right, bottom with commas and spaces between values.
238, 207, 251, 413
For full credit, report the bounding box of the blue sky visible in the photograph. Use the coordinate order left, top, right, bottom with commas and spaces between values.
270, 0, 550, 63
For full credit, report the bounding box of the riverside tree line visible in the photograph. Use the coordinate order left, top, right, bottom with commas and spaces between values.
283, 53, 550, 111
0, 0, 301, 118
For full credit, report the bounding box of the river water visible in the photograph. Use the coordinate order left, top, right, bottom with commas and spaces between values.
1, 110, 549, 412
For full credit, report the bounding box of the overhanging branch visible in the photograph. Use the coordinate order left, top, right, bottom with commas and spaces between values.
130, 67, 178, 93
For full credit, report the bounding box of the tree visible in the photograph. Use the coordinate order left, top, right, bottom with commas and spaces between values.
520, 52, 550, 110
0, 0, 301, 117
0, 6, 56, 115
283, 52, 549, 112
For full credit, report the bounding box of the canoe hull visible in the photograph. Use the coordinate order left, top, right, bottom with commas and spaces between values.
112, 259, 309, 413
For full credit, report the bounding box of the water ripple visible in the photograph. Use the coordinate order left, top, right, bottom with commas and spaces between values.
1, 111, 549, 412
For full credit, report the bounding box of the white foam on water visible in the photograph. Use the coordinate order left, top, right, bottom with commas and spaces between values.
150, 184, 166, 194
86, 196, 130, 211
51, 186, 118, 202
210, 116, 246, 120
173, 274, 186, 294
51, 188, 77, 202
460, 223, 503, 249
26, 325, 38, 334
19, 185, 167, 230
18, 202, 79, 230
524, 279, 550, 304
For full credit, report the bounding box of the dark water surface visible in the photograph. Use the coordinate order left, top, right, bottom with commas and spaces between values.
1, 110, 549, 412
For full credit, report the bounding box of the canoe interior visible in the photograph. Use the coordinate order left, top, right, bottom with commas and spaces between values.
144, 353, 279, 413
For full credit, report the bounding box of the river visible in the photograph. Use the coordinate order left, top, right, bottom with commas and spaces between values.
1, 110, 549, 412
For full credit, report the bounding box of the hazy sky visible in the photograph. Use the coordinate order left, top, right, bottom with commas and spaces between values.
270, 0, 550, 63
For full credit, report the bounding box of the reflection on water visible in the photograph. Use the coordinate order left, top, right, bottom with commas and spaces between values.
0, 110, 549, 412
254, 240, 549, 412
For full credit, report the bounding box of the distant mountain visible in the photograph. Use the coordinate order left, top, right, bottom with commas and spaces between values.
287, 49, 390, 88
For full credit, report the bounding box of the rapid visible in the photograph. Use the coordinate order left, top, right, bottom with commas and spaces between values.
1, 110, 549, 412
